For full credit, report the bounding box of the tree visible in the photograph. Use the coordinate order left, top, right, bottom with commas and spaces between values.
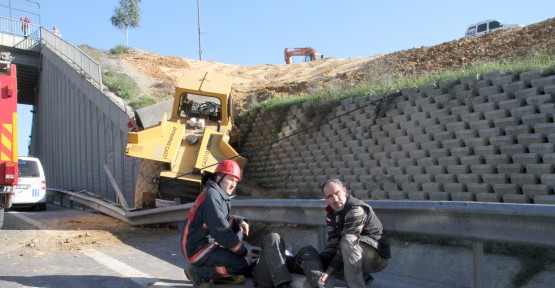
110, 0, 142, 47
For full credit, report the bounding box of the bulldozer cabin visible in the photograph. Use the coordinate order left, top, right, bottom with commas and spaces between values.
125, 70, 246, 209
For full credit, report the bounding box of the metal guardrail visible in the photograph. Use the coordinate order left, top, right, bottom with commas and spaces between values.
40, 27, 102, 86
47, 188, 555, 247
0, 16, 40, 40
0, 16, 102, 85
47, 188, 555, 288
0, 16, 40, 50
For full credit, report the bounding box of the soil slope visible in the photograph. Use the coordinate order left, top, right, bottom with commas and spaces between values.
107, 18, 555, 112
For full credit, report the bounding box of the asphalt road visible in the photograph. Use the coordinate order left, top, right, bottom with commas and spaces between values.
0, 204, 416, 288
0, 204, 343, 288
0, 204, 309, 288
0, 204, 194, 288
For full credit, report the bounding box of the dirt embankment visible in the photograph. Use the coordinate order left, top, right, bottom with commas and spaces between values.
109, 18, 555, 112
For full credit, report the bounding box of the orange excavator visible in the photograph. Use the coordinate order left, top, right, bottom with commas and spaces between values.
284, 47, 323, 64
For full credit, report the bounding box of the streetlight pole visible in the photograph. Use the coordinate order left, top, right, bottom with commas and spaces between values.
197, 0, 202, 61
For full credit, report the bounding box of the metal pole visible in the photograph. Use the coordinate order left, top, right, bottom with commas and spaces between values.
197, 0, 202, 61
103, 164, 130, 211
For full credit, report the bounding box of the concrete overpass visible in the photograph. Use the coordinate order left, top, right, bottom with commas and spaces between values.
0, 16, 140, 208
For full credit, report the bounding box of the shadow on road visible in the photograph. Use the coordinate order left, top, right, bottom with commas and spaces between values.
0, 275, 192, 288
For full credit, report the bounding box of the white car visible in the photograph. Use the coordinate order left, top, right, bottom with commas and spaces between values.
12, 156, 47, 211
465, 20, 519, 37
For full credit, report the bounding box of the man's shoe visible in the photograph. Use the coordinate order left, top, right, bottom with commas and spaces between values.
184, 266, 211, 288
214, 274, 246, 285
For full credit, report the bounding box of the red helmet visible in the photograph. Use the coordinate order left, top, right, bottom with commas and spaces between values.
215, 160, 241, 180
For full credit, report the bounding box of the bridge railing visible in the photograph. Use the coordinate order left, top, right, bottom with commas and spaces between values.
0, 16, 40, 50
40, 27, 102, 86
0, 16, 102, 86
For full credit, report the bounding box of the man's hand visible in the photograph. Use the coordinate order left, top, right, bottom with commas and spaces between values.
320, 272, 329, 283
320, 267, 334, 284
239, 220, 250, 236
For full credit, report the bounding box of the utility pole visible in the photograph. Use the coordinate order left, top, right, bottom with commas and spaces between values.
197, 0, 202, 61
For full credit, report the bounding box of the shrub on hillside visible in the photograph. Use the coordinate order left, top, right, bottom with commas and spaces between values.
103, 71, 141, 100
110, 44, 129, 55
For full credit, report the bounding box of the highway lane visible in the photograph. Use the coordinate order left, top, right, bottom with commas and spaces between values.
0, 204, 192, 288
0, 204, 407, 288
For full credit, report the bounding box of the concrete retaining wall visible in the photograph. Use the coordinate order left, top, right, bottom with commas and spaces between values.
239, 69, 555, 204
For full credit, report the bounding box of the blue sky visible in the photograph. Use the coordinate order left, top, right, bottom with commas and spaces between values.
9, 0, 555, 155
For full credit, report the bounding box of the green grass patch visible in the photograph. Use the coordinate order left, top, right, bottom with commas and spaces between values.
129, 95, 157, 108
238, 52, 555, 139
103, 71, 141, 100
102, 71, 154, 109
110, 44, 129, 55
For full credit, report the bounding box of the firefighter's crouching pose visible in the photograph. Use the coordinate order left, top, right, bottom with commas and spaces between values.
181, 160, 259, 288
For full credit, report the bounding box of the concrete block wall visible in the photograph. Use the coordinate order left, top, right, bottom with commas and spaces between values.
239, 69, 555, 204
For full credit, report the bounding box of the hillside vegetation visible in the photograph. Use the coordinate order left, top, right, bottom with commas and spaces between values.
89, 18, 555, 115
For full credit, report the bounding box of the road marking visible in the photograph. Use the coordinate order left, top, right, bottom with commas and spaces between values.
10, 211, 48, 229
83, 249, 154, 285
83, 249, 188, 287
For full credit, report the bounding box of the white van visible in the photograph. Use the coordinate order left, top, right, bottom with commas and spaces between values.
12, 156, 47, 210
465, 20, 519, 37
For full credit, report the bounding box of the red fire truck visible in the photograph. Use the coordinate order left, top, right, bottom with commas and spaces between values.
0, 52, 18, 229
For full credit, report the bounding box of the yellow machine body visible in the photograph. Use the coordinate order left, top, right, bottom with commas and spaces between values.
125, 70, 246, 208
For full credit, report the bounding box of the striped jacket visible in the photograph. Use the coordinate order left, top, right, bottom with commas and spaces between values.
181, 180, 248, 264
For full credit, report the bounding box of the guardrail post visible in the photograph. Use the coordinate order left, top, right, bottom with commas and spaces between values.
176, 198, 185, 234
473, 241, 484, 288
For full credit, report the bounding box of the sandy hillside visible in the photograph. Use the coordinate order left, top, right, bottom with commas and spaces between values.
112, 17, 555, 112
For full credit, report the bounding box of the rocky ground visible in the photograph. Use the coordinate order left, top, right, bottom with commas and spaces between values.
3, 207, 174, 253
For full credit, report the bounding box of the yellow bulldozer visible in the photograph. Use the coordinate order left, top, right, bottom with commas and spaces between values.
125, 70, 246, 209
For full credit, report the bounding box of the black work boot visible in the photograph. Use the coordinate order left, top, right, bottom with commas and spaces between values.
184, 266, 211, 288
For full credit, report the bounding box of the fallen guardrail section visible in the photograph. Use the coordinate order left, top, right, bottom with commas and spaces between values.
47, 188, 555, 288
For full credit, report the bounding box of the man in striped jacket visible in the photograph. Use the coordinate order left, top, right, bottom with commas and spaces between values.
319, 179, 391, 288
181, 160, 259, 287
